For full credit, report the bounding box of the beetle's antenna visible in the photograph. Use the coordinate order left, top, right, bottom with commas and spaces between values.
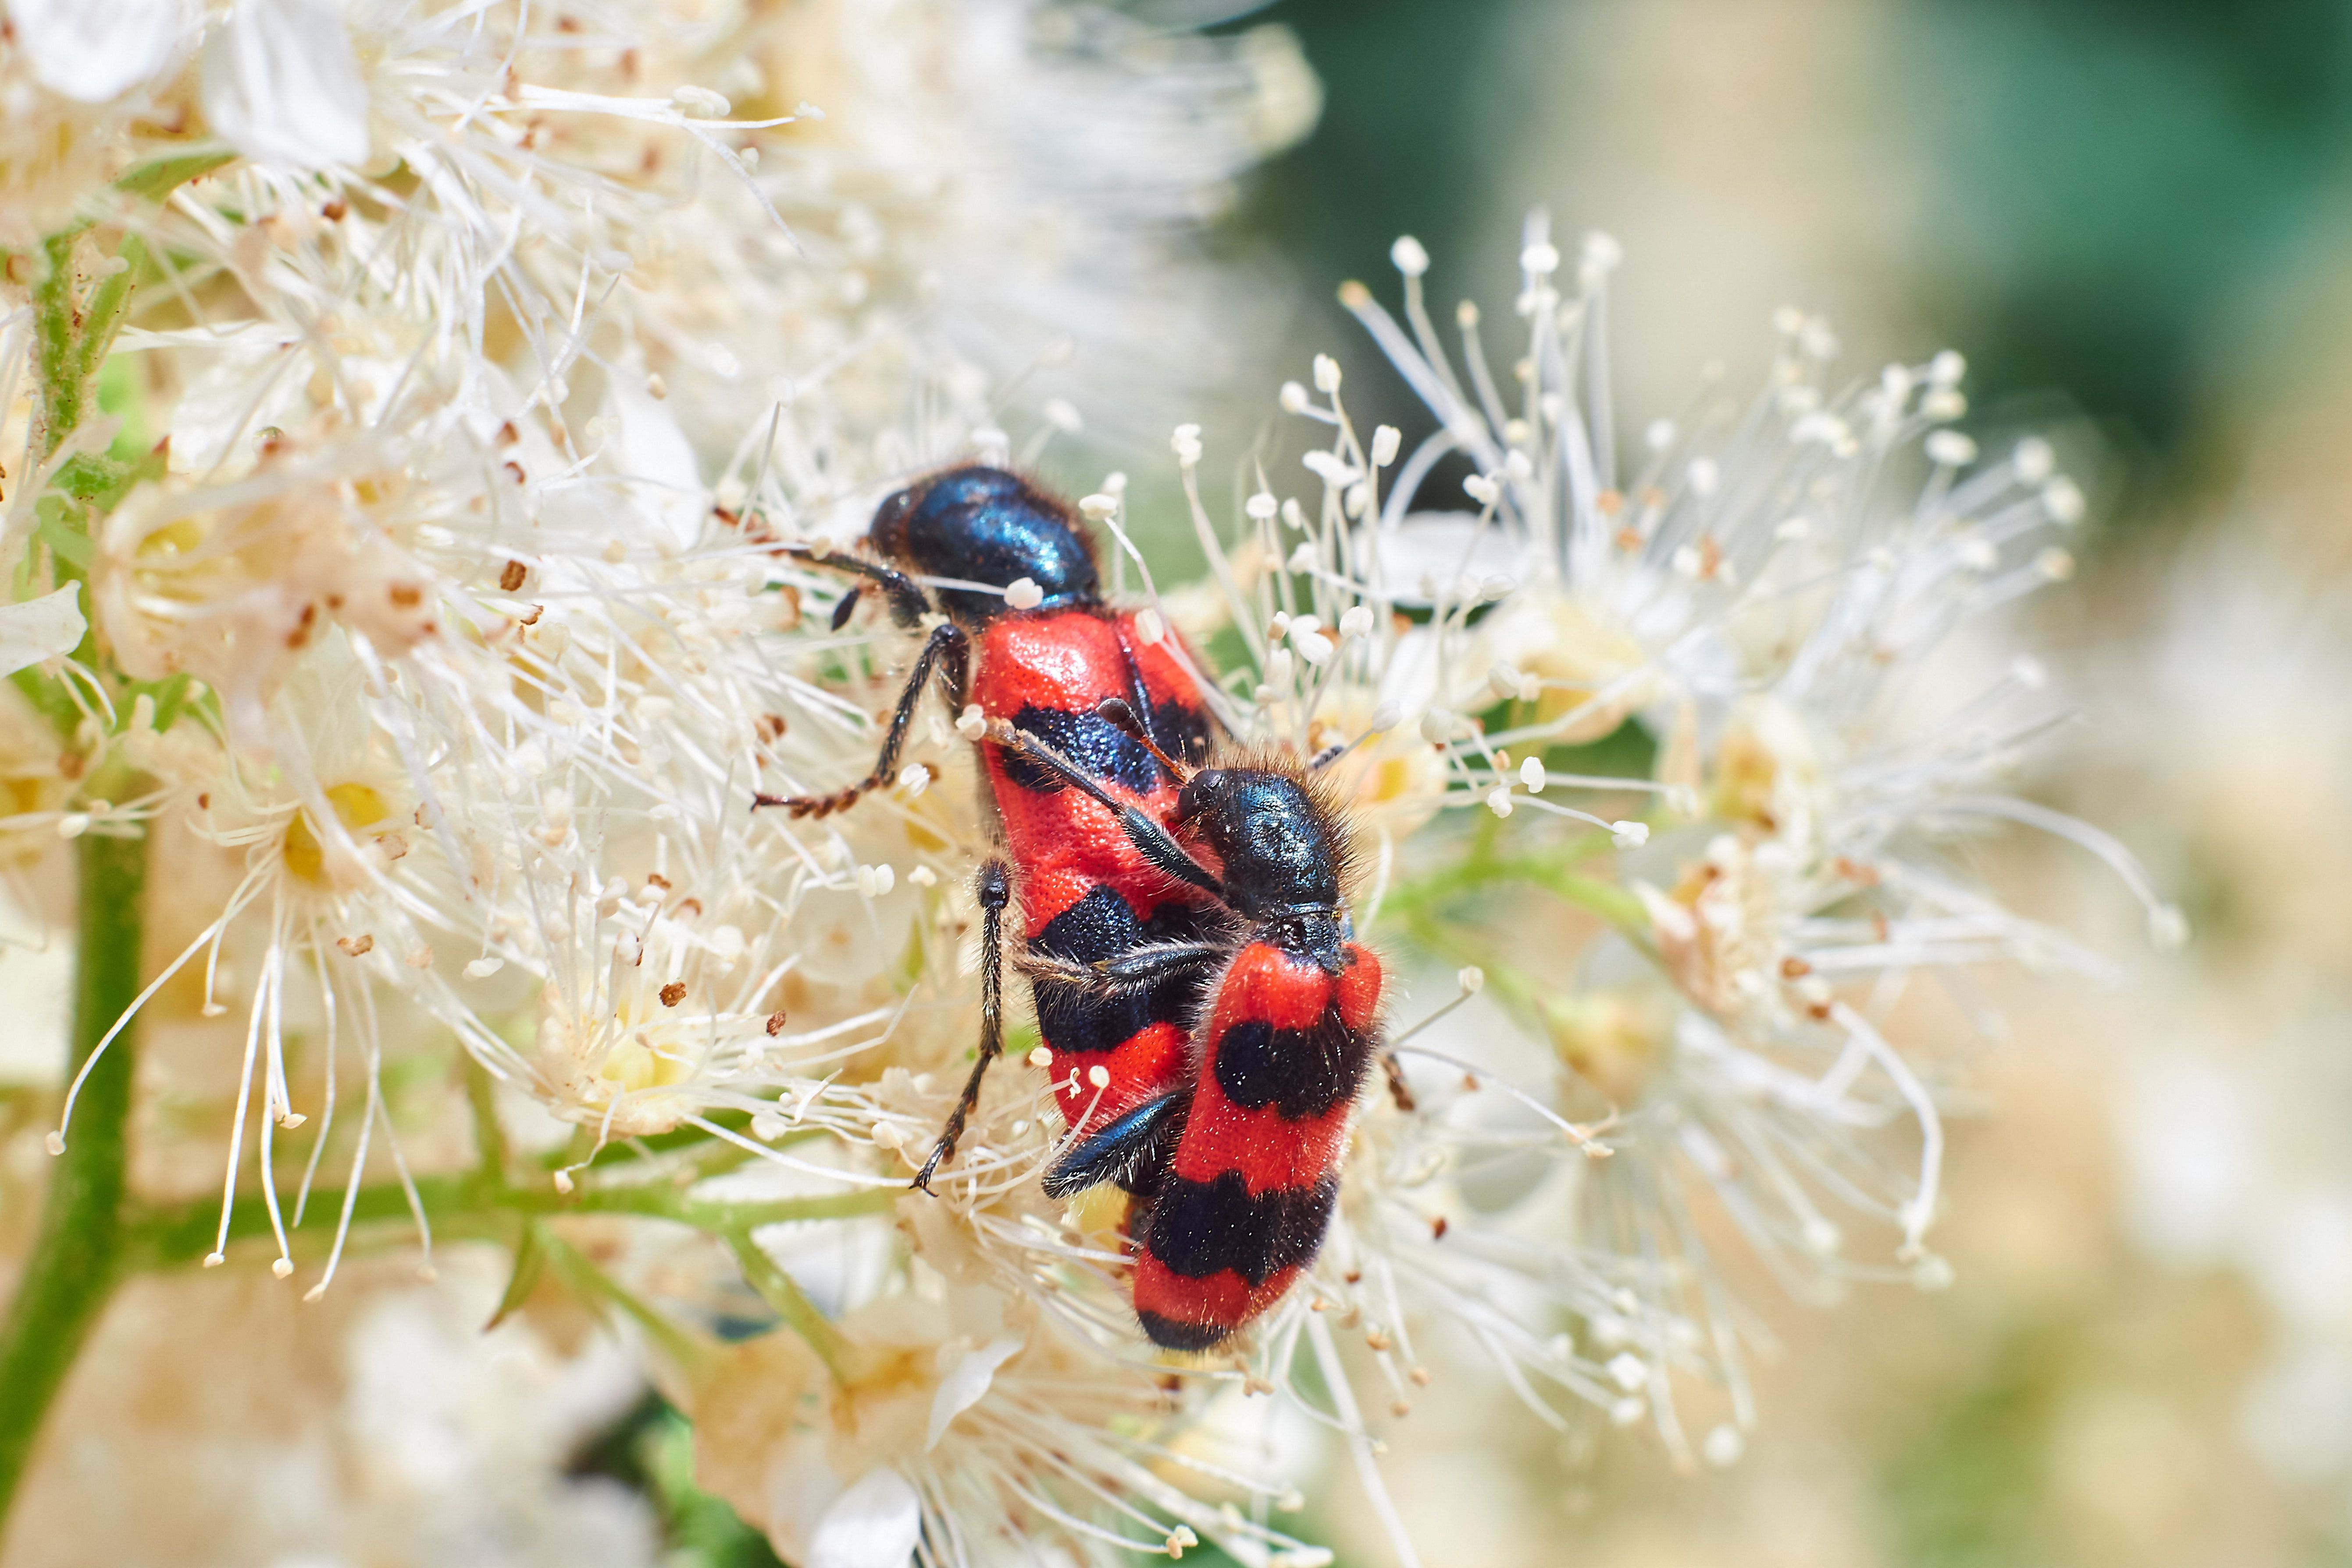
1094, 698, 1195, 784
1309, 702, 1403, 772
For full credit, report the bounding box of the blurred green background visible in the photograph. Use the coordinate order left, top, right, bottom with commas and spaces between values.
1226, 0, 2352, 543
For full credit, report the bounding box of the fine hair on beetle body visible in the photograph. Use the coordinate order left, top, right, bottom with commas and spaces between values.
998, 702, 1404, 1351
750, 464, 1227, 1199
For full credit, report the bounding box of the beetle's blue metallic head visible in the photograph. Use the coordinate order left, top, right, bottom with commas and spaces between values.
869, 466, 1100, 623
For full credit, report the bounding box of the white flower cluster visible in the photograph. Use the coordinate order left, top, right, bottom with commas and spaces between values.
4, 0, 1333, 1561
1106, 211, 2176, 1479
0, 0, 2160, 1555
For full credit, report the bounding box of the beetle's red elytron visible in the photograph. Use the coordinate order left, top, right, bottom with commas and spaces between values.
1005, 709, 1393, 1351
750, 466, 1218, 1189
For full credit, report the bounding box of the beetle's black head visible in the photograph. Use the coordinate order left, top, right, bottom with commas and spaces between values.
869, 466, 1100, 623
1174, 766, 1349, 923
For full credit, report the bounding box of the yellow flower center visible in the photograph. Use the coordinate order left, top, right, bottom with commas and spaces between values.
282, 781, 391, 884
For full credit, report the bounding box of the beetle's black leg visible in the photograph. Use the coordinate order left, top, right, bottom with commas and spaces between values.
1380, 1046, 1417, 1113
1015, 941, 1228, 1000
781, 543, 932, 628
754, 620, 967, 820
1041, 1090, 1190, 1200
912, 859, 1011, 1193
985, 720, 1226, 902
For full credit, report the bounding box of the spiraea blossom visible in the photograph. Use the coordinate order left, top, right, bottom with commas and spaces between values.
1, 0, 2154, 1560
1061, 212, 2183, 1485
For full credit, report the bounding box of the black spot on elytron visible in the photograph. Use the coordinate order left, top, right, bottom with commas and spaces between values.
999, 704, 1164, 797
1137, 1310, 1234, 1352
1144, 1171, 1338, 1286
1211, 1011, 1370, 1122
1029, 888, 1212, 1057
1042, 1090, 1190, 1200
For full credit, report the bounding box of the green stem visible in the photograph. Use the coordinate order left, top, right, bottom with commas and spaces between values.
538, 1229, 709, 1374
0, 823, 149, 1527
726, 1230, 855, 1383
118, 1172, 897, 1272
29, 229, 89, 463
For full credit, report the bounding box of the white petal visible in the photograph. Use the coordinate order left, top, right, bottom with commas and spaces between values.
926, 1333, 1021, 1450
200, 0, 371, 172
7, 0, 189, 102
0, 585, 86, 678
609, 359, 704, 548
807, 1467, 921, 1568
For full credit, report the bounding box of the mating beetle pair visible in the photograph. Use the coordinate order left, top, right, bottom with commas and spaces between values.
755, 467, 1392, 1351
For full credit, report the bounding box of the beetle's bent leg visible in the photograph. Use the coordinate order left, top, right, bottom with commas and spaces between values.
912, 860, 1012, 1193
780, 543, 932, 628
1380, 1047, 1417, 1114
1014, 941, 1228, 1000
753, 620, 966, 820
985, 720, 1225, 901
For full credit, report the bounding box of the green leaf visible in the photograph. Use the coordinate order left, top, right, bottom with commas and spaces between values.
113, 152, 235, 205
34, 508, 93, 573
484, 1220, 549, 1331
52, 454, 132, 506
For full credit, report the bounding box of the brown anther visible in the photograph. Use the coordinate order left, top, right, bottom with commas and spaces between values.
646, 873, 672, 890
518, 604, 542, 626
659, 982, 686, 1007
499, 560, 527, 592
1366, 1330, 1392, 1352
1430, 1215, 1449, 1240
1780, 955, 1813, 979
285, 601, 318, 649
756, 714, 788, 743
1408, 1366, 1432, 1387
387, 584, 423, 608
321, 199, 346, 222
764, 1011, 788, 1036
1343, 1270, 1362, 1285
1461, 1073, 1481, 1093
497, 420, 519, 445
1390, 1401, 1412, 1418
675, 898, 702, 918
335, 934, 374, 956
196, 793, 210, 810
503, 460, 526, 485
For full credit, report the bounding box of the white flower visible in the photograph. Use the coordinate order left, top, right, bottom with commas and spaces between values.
1128, 219, 2164, 1469
0, 583, 85, 677
6, 0, 189, 103
200, 0, 373, 171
